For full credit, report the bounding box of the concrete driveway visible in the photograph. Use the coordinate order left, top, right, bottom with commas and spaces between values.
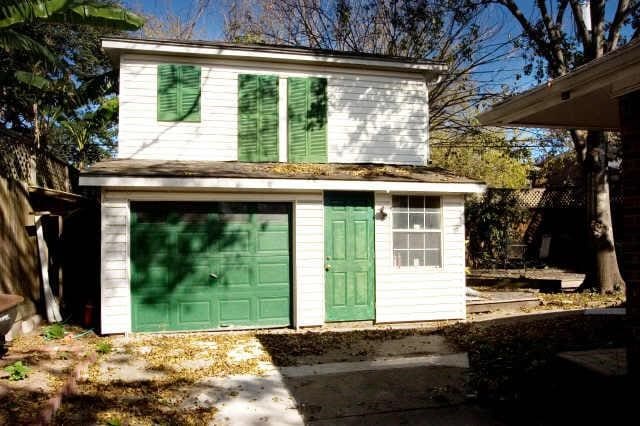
55, 328, 503, 425
196, 353, 501, 426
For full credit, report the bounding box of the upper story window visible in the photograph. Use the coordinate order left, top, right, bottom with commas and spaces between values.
288, 77, 327, 163
157, 64, 201, 122
238, 74, 279, 162
392, 196, 442, 268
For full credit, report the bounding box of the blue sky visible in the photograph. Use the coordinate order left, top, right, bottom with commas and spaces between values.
125, 0, 227, 39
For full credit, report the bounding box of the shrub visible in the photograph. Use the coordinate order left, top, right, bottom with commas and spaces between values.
43, 323, 66, 340
4, 361, 30, 381
466, 190, 531, 268
96, 341, 113, 355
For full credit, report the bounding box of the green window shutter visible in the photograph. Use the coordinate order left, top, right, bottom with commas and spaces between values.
157, 64, 179, 121
238, 74, 279, 162
307, 77, 328, 162
179, 65, 201, 122
157, 64, 201, 122
257, 75, 279, 161
287, 77, 308, 163
287, 77, 327, 163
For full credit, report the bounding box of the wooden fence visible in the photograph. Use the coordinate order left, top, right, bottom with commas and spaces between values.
0, 136, 97, 337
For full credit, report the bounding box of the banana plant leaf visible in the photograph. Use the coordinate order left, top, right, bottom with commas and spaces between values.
0, 0, 144, 30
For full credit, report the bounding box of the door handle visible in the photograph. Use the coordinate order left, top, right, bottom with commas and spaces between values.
210, 273, 218, 279
325, 264, 332, 271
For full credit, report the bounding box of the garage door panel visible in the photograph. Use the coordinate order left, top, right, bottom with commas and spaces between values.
132, 301, 171, 331
177, 232, 211, 255
258, 297, 290, 320
131, 202, 291, 332
177, 300, 212, 326
175, 264, 214, 291
132, 265, 170, 293
217, 230, 250, 253
257, 230, 289, 252
216, 264, 251, 287
257, 262, 290, 285
219, 299, 252, 323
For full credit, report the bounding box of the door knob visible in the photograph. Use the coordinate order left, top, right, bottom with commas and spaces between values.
325, 264, 332, 271
210, 273, 218, 279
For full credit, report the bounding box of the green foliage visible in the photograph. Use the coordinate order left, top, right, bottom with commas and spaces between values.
0, 1, 143, 167
96, 341, 113, 355
465, 190, 531, 268
105, 418, 122, 426
430, 130, 533, 189
42, 323, 65, 340
4, 361, 30, 381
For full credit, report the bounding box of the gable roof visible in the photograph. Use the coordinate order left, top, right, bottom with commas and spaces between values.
102, 37, 447, 76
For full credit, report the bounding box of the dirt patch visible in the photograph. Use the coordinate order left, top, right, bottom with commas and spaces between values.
0, 325, 104, 424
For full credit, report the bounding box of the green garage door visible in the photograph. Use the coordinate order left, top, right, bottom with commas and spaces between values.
130, 202, 291, 332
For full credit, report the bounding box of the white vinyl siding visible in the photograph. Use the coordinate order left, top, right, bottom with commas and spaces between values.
118, 54, 427, 165
375, 192, 466, 322
99, 189, 325, 333
100, 194, 131, 334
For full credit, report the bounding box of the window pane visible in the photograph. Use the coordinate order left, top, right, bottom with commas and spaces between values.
425, 196, 440, 209
393, 250, 408, 267
425, 213, 440, 229
409, 196, 424, 212
425, 250, 441, 266
426, 232, 441, 250
392, 196, 408, 210
409, 250, 424, 267
409, 213, 425, 230
393, 213, 408, 229
409, 233, 424, 249
393, 232, 409, 249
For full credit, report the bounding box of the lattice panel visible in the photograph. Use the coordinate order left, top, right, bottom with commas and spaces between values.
515, 188, 622, 208
1, 137, 73, 192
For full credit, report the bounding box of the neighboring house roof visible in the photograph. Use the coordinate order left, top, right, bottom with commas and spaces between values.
80, 159, 484, 193
102, 37, 448, 76
477, 38, 640, 130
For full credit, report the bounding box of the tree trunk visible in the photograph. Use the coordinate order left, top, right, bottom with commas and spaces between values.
580, 130, 625, 293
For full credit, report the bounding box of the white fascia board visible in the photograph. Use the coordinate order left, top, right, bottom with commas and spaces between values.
80, 176, 485, 194
102, 39, 446, 75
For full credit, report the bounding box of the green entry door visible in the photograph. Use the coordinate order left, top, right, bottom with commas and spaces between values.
130, 202, 291, 332
324, 192, 375, 321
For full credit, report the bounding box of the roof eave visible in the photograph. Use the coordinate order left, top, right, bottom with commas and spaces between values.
477, 40, 640, 129
102, 38, 448, 76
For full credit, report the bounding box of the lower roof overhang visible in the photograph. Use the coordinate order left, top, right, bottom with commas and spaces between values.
477, 40, 640, 131
79, 160, 486, 194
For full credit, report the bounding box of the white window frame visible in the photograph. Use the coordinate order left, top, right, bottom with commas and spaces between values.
391, 195, 443, 268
